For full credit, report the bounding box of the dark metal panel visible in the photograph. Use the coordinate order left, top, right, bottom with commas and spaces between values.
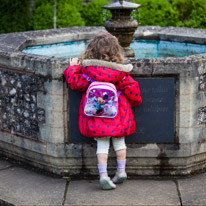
127, 78, 175, 143
68, 77, 175, 143
69, 89, 94, 143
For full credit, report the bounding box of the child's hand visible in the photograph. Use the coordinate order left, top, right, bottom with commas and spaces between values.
70, 58, 79, 66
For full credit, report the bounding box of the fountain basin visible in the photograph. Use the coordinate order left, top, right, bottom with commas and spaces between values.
0, 26, 206, 176
23, 39, 206, 58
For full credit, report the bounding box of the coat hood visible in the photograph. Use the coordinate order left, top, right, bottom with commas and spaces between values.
82, 59, 133, 73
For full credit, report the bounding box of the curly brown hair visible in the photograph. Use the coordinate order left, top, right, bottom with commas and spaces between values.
81, 32, 124, 64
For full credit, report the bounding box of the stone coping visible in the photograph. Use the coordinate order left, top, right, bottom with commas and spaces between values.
0, 26, 206, 78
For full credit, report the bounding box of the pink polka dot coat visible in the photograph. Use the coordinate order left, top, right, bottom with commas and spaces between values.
64, 59, 142, 139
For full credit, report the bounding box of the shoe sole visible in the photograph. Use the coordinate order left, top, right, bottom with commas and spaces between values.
113, 176, 127, 184
100, 179, 116, 190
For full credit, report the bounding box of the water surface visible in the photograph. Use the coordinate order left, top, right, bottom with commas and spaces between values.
23, 40, 206, 58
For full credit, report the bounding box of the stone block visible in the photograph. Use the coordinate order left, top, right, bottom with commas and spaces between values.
82, 143, 97, 157
45, 110, 65, 128
178, 110, 198, 128
37, 92, 64, 112
0, 131, 47, 153
196, 138, 206, 154
196, 91, 206, 108
152, 57, 199, 76
178, 126, 201, 143
66, 180, 180, 206
44, 80, 64, 96
129, 58, 153, 75
197, 56, 206, 75
127, 155, 160, 167
0, 159, 11, 170
179, 76, 199, 95
198, 106, 206, 124
178, 172, 206, 206
199, 73, 206, 91
52, 61, 69, 79
40, 125, 65, 143
0, 166, 66, 206
126, 143, 161, 157
63, 83, 68, 111
178, 93, 196, 112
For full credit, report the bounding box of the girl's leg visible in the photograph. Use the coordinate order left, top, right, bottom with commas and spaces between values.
116, 149, 126, 160
96, 137, 116, 190
112, 137, 127, 183
96, 137, 110, 175
97, 154, 108, 176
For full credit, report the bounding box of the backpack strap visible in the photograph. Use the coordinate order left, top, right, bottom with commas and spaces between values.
83, 73, 121, 97
82, 74, 95, 82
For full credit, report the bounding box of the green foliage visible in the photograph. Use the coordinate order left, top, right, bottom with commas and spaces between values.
132, 0, 206, 28
58, 0, 84, 11
172, 0, 206, 28
33, 0, 53, 8
132, 0, 178, 27
1, 0, 206, 33
30, 0, 85, 30
56, 3, 85, 28
81, 0, 112, 26
30, 3, 53, 30
0, 0, 31, 34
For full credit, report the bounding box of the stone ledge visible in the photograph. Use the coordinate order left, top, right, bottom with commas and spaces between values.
0, 160, 12, 171
178, 172, 206, 206
0, 166, 66, 206
1, 26, 206, 79
65, 180, 180, 206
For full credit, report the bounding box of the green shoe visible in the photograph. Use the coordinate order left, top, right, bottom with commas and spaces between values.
112, 169, 127, 184
100, 174, 116, 190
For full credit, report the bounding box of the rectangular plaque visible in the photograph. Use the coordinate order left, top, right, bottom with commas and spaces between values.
68, 88, 94, 143
126, 78, 175, 143
68, 77, 175, 143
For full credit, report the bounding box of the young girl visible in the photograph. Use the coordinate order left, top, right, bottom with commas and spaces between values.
64, 32, 142, 190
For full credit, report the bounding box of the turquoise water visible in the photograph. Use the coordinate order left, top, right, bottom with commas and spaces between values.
23, 40, 206, 58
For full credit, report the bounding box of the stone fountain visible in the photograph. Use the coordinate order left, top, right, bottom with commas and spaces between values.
102, 0, 141, 57
0, 1, 206, 178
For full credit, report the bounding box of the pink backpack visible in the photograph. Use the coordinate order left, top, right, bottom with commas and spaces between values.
83, 74, 119, 118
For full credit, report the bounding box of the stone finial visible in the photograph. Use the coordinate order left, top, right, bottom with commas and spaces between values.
119, 0, 123, 5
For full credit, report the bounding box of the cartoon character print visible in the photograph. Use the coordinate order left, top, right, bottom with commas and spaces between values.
87, 89, 115, 117
95, 91, 109, 115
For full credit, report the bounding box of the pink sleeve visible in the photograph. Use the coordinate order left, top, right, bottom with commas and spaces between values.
117, 75, 142, 107
64, 65, 89, 91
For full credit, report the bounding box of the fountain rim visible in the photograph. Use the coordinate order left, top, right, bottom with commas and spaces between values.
0, 26, 206, 79
18, 27, 206, 59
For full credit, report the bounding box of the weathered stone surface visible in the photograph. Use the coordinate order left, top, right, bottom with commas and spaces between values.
178, 127, 201, 143
0, 166, 66, 206
199, 74, 206, 91
65, 180, 180, 206
178, 173, 206, 206
178, 93, 195, 112
39, 125, 65, 143
1, 26, 206, 177
0, 68, 46, 140
198, 106, 206, 124
129, 57, 153, 74
0, 159, 11, 170
179, 77, 199, 95
178, 110, 198, 128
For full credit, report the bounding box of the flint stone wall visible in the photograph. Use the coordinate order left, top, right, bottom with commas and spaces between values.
0, 68, 46, 139
0, 26, 206, 176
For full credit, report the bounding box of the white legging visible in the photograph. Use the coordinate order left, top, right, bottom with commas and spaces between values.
96, 137, 126, 154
